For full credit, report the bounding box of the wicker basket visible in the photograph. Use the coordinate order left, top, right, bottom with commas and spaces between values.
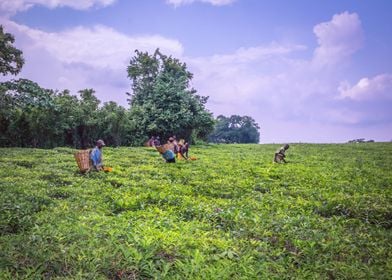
155, 145, 167, 154
74, 150, 90, 172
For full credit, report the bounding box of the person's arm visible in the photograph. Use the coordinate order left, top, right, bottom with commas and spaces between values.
279, 151, 287, 162
90, 149, 102, 170
90, 150, 97, 170
185, 145, 190, 159
179, 148, 188, 160
97, 149, 104, 169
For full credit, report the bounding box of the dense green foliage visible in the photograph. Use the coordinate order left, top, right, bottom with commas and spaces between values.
127, 49, 214, 145
0, 80, 131, 148
209, 115, 260, 143
0, 49, 215, 148
1, 143, 391, 279
0, 25, 24, 76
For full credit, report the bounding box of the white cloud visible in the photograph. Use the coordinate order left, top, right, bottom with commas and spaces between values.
185, 12, 391, 137
1, 19, 184, 106
187, 43, 308, 106
0, 0, 116, 14
2, 10, 391, 142
338, 74, 392, 101
4, 20, 184, 70
312, 11, 363, 67
201, 43, 306, 64
189, 12, 365, 112
166, 0, 235, 7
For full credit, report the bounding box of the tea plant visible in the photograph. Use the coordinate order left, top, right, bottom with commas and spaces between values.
0, 143, 391, 279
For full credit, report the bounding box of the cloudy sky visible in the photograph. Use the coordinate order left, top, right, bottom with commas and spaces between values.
1, 0, 392, 143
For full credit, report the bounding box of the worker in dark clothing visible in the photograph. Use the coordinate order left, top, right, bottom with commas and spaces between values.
274, 144, 289, 163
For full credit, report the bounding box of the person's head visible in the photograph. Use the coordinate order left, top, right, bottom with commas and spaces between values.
96, 139, 105, 149
168, 137, 174, 143
284, 144, 290, 150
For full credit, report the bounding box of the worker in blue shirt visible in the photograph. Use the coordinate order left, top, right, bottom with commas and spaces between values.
90, 139, 105, 170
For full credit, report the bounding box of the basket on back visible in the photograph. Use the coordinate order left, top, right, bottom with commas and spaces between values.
74, 150, 90, 172
156, 145, 168, 154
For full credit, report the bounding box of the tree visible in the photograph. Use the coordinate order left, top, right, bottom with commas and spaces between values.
97, 101, 131, 147
209, 115, 260, 144
0, 79, 58, 147
75, 89, 101, 149
127, 49, 214, 145
0, 83, 15, 146
0, 81, 140, 148
52, 89, 80, 146
0, 25, 24, 76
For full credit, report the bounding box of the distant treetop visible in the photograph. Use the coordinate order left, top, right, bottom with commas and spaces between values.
0, 25, 24, 76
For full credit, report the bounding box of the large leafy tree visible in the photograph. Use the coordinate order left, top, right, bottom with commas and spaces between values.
209, 115, 260, 144
52, 89, 80, 146
75, 89, 101, 149
0, 83, 15, 146
0, 25, 24, 76
0, 79, 57, 147
97, 101, 131, 147
127, 49, 214, 144
0, 81, 110, 148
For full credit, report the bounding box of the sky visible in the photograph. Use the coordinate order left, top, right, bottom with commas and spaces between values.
1, 0, 392, 143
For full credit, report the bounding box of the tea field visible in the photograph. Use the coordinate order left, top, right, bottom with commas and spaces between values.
0, 143, 391, 279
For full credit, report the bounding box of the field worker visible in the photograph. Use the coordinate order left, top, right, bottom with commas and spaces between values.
147, 136, 155, 147
167, 137, 179, 155
172, 135, 178, 146
153, 136, 161, 146
90, 139, 105, 170
182, 141, 190, 158
156, 144, 176, 163
178, 139, 189, 160
274, 144, 289, 163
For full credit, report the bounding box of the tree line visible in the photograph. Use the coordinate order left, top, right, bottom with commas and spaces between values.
0, 26, 260, 148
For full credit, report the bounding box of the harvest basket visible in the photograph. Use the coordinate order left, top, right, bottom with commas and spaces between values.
156, 145, 168, 154
74, 150, 90, 172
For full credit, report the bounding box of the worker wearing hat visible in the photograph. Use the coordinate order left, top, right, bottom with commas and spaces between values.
90, 139, 105, 171
274, 144, 290, 163
167, 136, 179, 155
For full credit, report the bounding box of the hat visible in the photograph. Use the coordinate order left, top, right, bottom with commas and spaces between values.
97, 139, 106, 146
168, 137, 174, 142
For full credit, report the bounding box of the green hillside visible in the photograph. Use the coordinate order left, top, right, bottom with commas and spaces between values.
1, 144, 391, 279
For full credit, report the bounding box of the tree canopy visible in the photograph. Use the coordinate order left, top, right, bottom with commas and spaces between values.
0, 25, 24, 76
0, 47, 216, 148
0, 80, 131, 148
209, 115, 260, 144
0, 27, 261, 148
127, 49, 214, 145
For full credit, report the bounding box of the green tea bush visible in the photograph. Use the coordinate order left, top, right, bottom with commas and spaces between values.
0, 143, 391, 279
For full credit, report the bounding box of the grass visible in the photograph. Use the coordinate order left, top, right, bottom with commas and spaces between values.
0, 143, 391, 279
